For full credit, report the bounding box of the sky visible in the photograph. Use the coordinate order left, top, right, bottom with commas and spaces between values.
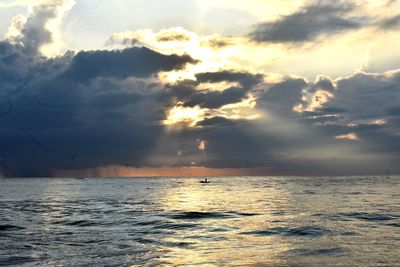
0, 0, 400, 177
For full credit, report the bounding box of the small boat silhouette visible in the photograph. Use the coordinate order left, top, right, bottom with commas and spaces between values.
199, 178, 210, 184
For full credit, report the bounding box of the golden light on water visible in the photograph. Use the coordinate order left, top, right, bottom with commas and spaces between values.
156, 178, 291, 265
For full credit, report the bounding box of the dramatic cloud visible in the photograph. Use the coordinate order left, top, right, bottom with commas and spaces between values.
258, 77, 307, 115
62, 47, 197, 82
0, 7, 197, 177
5, 0, 74, 56
195, 71, 263, 87
250, 1, 366, 43
163, 71, 262, 109
1, 0, 400, 177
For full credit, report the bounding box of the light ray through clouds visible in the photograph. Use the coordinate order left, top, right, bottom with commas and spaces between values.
0, 0, 400, 177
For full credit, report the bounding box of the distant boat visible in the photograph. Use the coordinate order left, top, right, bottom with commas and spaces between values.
199, 178, 210, 184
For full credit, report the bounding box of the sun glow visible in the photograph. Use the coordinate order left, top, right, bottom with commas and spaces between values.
196, 81, 241, 92
164, 94, 260, 127
164, 103, 206, 127
39, 0, 75, 57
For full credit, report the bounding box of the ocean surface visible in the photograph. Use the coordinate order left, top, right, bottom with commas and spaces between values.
0, 176, 399, 266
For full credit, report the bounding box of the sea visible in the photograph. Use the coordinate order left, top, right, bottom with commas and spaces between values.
0, 176, 399, 266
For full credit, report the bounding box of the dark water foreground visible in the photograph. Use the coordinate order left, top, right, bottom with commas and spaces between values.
0, 176, 399, 266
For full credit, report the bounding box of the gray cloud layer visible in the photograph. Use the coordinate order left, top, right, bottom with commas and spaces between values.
62, 47, 196, 82
250, 1, 365, 43
250, 0, 400, 44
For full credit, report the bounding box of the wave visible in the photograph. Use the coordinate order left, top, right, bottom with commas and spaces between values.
242, 226, 330, 238
0, 224, 25, 231
229, 211, 260, 217
153, 221, 199, 230
312, 212, 398, 222
169, 211, 259, 220
1, 176, 400, 266
386, 222, 400, 227
339, 231, 360, 236
0, 256, 37, 266
338, 212, 397, 222
169, 211, 234, 220
288, 247, 349, 256
63, 220, 97, 227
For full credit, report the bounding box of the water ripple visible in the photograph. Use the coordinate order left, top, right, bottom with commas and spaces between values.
153, 221, 199, 230
242, 226, 330, 238
339, 212, 397, 222
0, 256, 38, 266
63, 220, 98, 227
0, 224, 25, 231
169, 211, 233, 220
288, 247, 350, 256
1, 176, 399, 266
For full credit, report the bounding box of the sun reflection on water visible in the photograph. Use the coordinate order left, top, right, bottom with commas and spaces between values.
156, 178, 290, 266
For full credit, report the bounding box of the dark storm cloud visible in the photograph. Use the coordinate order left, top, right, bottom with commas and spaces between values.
182, 87, 249, 109
302, 107, 348, 118
90, 91, 142, 109
2, 39, 400, 176
195, 71, 263, 87
188, 71, 399, 174
0, 33, 198, 176
386, 106, 400, 116
2, 31, 400, 177
295, 72, 400, 134
323, 72, 400, 121
196, 116, 235, 127
293, 72, 400, 167
250, 1, 365, 43
62, 47, 197, 82
258, 77, 307, 115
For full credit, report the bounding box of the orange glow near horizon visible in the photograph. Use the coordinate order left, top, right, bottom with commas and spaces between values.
53, 165, 271, 178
